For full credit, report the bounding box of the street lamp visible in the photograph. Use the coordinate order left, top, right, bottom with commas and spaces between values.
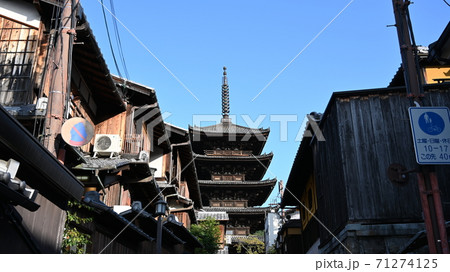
155, 198, 167, 254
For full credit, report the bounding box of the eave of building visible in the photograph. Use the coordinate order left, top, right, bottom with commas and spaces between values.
189, 122, 270, 135
171, 141, 202, 209
164, 219, 203, 249
165, 123, 189, 143
281, 134, 313, 207
202, 206, 273, 215
131, 103, 171, 153
0, 106, 84, 209
228, 235, 264, 244
112, 75, 157, 106
320, 84, 450, 136
83, 193, 154, 243
164, 123, 202, 209
120, 207, 185, 246
196, 211, 229, 221
278, 219, 302, 233
73, 16, 126, 123
428, 22, 450, 64
194, 152, 273, 161
198, 178, 277, 187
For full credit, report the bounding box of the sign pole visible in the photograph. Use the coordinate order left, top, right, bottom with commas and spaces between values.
417, 170, 438, 253
393, 0, 449, 253
430, 171, 450, 253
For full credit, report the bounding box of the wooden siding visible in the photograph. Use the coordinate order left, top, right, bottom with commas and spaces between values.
315, 87, 450, 244
314, 102, 348, 244
14, 195, 66, 253
173, 211, 191, 228
103, 183, 122, 206
89, 230, 154, 254
95, 111, 127, 141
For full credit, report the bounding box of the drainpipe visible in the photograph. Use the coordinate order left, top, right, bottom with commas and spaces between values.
94, 169, 107, 200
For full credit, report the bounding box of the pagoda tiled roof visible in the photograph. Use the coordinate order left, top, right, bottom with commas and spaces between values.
189, 121, 270, 135
202, 206, 273, 214
198, 178, 277, 186
194, 152, 273, 161
196, 211, 229, 221
227, 235, 264, 244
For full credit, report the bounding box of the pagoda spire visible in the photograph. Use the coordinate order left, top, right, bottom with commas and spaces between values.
221, 66, 230, 119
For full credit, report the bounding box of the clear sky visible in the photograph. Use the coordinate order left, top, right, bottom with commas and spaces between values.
80, 0, 449, 205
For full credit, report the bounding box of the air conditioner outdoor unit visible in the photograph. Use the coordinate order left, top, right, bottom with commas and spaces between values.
93, 134, 122, 158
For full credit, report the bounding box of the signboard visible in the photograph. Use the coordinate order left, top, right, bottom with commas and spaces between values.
61, 117, 94, 147
409, 107, 450, 165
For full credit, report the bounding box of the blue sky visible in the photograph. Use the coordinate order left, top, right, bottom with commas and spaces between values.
80, 0, 449, 205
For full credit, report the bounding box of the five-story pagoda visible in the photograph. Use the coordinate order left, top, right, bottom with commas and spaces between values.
189, 67, 276, 253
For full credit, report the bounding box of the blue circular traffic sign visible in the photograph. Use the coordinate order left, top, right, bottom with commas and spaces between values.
418, 112, 445, 136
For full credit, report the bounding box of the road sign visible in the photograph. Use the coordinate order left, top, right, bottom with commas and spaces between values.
61, 117, 94, 147
409, 107, 450, 165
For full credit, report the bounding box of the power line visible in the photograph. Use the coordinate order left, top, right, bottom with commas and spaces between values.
251, 0, 355, 102
96, 0, 199, 101
250, 154, 353, 254
100, 0, 122, 78
443, 0, 450, 7
109, 0, 130, 79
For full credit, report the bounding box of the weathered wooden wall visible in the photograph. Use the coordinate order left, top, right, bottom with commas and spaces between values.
314, 101, 349, 244
0, 195, 66, 253
89, 230, 154, 254
315, 86, 450, 244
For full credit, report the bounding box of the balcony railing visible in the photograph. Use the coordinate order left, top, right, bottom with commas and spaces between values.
123, 133, 144, 154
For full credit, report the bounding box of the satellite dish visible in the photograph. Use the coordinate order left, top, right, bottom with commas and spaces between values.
61, 117, 94, 147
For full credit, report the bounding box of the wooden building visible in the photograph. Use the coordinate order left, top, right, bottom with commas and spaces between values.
69, 77, 202, 253
280, 22, 450, 254
0, 0, 201, 253
282, 85, 450, 254
189, 67, 276, 253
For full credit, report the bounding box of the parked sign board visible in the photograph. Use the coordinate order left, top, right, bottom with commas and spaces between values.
409, 107, 450, 165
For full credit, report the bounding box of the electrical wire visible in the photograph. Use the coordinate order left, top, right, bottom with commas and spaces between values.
109, 0, 130, 79
443, 0, 450, 7
96, 0, 199, 101
100, 0, 122, 78
251, 154, 353, 254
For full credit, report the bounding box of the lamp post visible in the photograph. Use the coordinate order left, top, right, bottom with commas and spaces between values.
155, 198, 167, 254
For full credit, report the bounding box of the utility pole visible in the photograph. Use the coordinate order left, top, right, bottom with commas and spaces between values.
392, 0, 449, 254
43, 0, 75, 157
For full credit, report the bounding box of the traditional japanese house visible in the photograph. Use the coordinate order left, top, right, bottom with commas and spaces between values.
280, 22, 450, 254
0, 0, 201, 253
189, 67, 277, 253
69, 77, 202, 253
282, 87, 450, 254
278, 113, 321, 254
164, 123, 202, 227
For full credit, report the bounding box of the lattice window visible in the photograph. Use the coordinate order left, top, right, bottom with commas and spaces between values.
0, 16, 38, 105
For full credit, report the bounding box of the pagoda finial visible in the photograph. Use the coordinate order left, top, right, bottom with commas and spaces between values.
222, 66, 230, 118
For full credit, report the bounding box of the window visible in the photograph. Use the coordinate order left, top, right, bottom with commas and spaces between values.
0, 17, 39, 105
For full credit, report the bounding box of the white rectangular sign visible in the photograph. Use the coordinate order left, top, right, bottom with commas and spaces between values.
409, 107, 450, 165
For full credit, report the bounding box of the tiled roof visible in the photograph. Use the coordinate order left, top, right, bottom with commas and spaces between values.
196, 211, 229, 221
73, 157, 132, 170
227, 235, 264, 243
194, 152, 273, 161
189, 120, 269, 135
198, 178, 277, 186
202, 206, 272, 214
